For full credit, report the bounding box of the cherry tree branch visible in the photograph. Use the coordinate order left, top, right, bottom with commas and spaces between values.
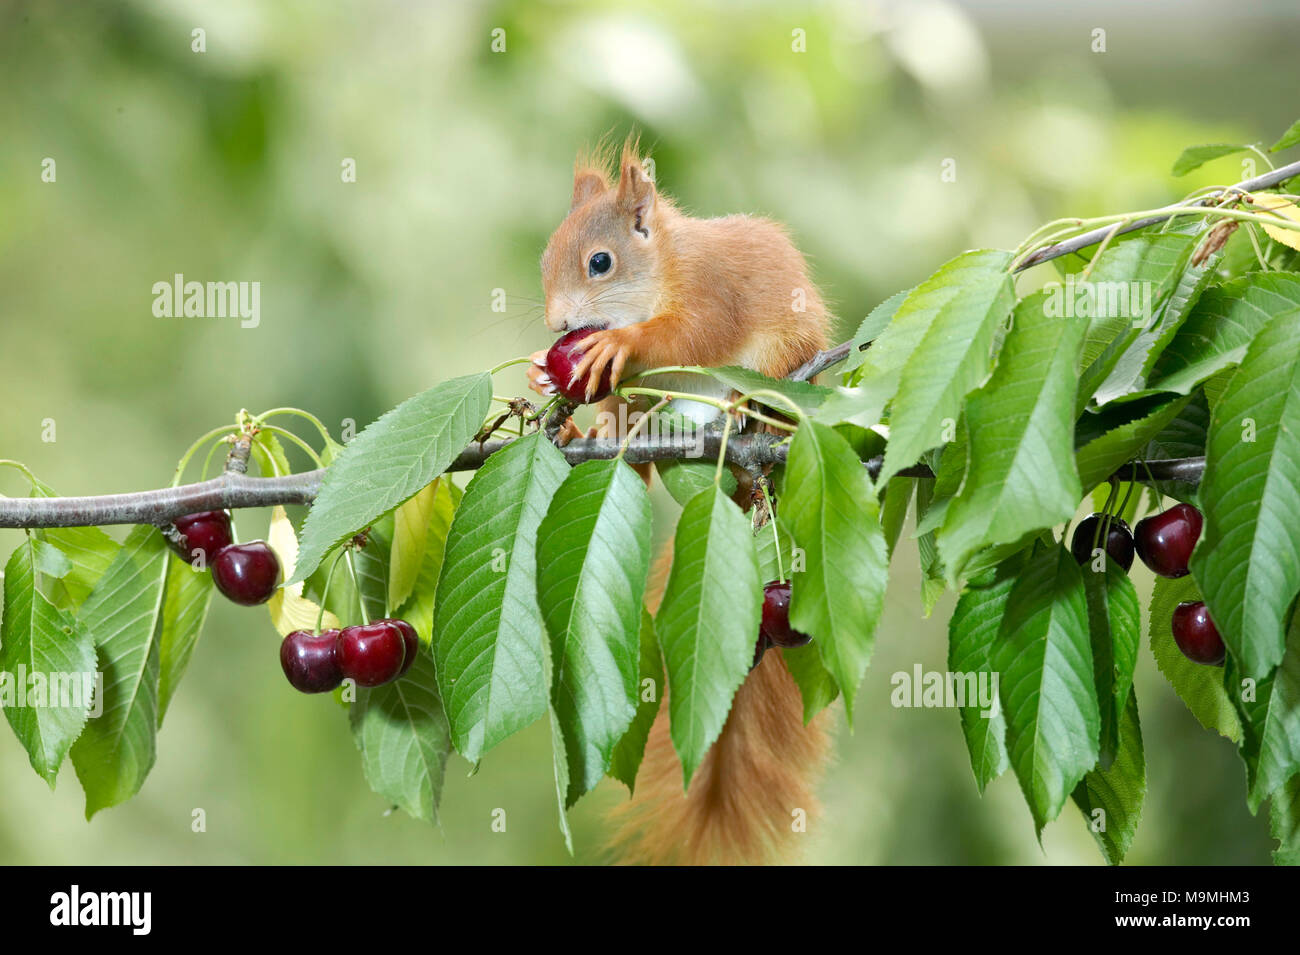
789, 158, 1300, 382
0, 426, 1204, 529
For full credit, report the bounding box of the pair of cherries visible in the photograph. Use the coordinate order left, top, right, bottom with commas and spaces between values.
752, 580, 811, 668
173, 510, 281, 605
1070, 503, 1223, 666
280, 620, 419, 693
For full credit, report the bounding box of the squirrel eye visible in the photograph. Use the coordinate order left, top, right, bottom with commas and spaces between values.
587, 251, 612, 277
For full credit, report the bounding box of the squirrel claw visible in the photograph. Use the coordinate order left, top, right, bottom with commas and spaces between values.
571, 329, 631, 400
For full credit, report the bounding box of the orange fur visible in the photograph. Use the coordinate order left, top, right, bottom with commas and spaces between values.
543, 135, 834, 865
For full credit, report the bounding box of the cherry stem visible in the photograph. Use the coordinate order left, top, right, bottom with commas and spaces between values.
257, 424, 324, 469
316, 549, 347, 635
344, 549, 370, 625
172, 425, 240, 487
254, 408, 334, 448
489, 356, 533, 375
713, 410, 735, 487
759, 478, 785, 583
0, 459, 40, 492
616, 398, 670, 462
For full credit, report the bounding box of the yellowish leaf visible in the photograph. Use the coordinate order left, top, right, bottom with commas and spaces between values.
1248, 192, 1300, 252
266, 506, 340, 637
388, 479, 441, 610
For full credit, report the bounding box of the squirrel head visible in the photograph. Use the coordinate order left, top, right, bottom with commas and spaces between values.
540, 137, 663, 333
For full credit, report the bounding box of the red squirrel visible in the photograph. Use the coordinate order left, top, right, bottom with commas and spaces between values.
529, 137, 833, 864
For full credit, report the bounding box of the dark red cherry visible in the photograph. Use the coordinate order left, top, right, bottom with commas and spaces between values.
336, 620, 407, 687
1070, 514, 1135, 572
760, 580, 811, 649
393, 619, 419, 676
546, 327, 613, 404
173, 510, 233, 564
751, 633, 771, 671
1171, 601, 1225, 666
1135, 503, 1203, 578
280, 629, 343, 693
211, 541, 281, 605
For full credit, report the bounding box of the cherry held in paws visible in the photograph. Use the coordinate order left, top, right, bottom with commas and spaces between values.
751, 633, 770, 671
1171, 600, 1226, 666
1135, 503, 1203, 578
760, 580, 812, 649
1070, 514, 1135, 571
337, 620, 407, 687
280, 629, 343, 693
173, 510, 233, 564
211, 541, 281, 605
546, 328, 613, 404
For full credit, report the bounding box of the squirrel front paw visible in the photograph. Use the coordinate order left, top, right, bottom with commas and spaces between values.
571, 327, 634, 401
527, 349, 556, 397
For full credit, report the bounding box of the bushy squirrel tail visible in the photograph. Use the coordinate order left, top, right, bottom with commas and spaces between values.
606, 544, 833, 865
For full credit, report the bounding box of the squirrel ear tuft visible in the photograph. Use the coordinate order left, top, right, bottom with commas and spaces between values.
570, 169, 608, 211
616, 155, 656, 237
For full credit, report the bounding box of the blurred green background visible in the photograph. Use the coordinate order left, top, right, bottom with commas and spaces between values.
1, 0, 1296, 864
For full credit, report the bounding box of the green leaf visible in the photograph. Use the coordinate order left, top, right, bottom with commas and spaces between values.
30, 538, 73, 580
817, 251, 1012, 430
915, 480, 947, 616
1191, 307, 1300, 678
1171, 143, 1250, 176
880, 477, 913, 561
702, 366, 832, 414
69, 526, 169, 818
914, 419, 967, 537
1083, 563, 1140, 770
352, 516, 393, 621
1071, 692, 1146, 865
1271, 118, 1300, 152
843, 288, 910, 378
656, 458, 736, 507
157, 552, 214, 723
1074, 395, 1190, 493
1074, 234, 1198, 410
30, 479, 121, 610
254, 430, 293, 478
947, 570, 1013, 793
1143, 391, 1210, 501
1148, 575, 1240, 740
0, 540, 96, 786
1148, 273, 1300, 396
349, 649, 451, 824
292, 373, 492, 583
878, 250, 1015, 484
433, 433, 568, 763
938, 292, 1083, 583
992, 545, 1098, 835
1226, 612, 1300, 813
656, 485, 762, 785
609, 609, 664, 791
784, 422, 888, 722
1271, 775, 1300, 864
395, 479, 461, 643
388, 480, 441, 612
536, 460, 652, 806
1093, 243, 1218, 404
